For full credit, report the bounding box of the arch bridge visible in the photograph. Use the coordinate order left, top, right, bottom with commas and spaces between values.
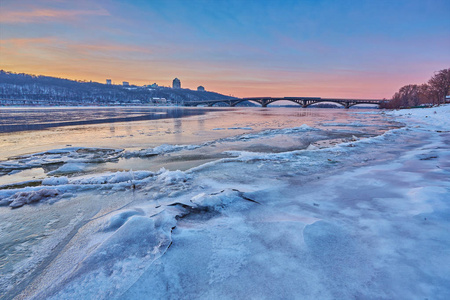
185, 97, 387, 108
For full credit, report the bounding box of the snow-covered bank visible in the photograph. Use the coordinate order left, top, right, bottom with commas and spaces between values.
1, 106, 449, 299
387, 104, 450, 130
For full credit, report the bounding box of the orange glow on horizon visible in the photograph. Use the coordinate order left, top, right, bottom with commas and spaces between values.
0, 65, 412, 99
0, 36, 443, 100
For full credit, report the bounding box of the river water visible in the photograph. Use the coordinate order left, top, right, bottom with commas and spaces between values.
5, 106, 447, 299
0, 106, 396, 176
1, 106, 398, 187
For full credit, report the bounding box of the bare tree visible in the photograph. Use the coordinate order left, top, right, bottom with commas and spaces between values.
389, 84, 422, 108
387, 68, 450, 108
418, 84, 431, 105
428, 68, 450, 105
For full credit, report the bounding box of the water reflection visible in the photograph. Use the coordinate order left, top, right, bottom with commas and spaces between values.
197, 118, 205, 132
0, 107, 221, 133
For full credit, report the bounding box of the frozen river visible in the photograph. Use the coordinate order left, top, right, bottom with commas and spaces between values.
0, 106, 449, 299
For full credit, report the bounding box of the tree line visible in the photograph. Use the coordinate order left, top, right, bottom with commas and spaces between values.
382, 68, 450, 109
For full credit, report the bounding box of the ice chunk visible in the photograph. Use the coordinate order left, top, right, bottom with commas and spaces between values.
48, 214, 176, 299
321, 122, 371, 127
157, 168, 190, 185
222, 150, 308, 163
306, 144, 319, 150
0, 197, 11, 206
0, 147, 123, 175
190, 189, 257, 212
69, 170, 154, 185
109, 171, 133, 183
236, 124, 318, 140
42, 176, 69, 186
124, 144, 201, 158
103, 209, 145, 231
227, 127, 253, 130
8, 188, 60, 208
48, 163, 86, 175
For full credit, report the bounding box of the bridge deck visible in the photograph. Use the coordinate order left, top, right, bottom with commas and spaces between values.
185, 96, 387, 108
1, 97, 389, 108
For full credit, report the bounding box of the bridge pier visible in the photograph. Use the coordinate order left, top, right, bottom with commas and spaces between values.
301, 100, 307, 108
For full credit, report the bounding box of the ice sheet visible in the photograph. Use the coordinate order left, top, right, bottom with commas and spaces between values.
1, 105, 449, 299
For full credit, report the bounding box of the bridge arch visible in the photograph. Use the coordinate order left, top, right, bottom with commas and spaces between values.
230, 99, 262, 107
264, 99, 303, 107
304, 101, 347, 108
347, 102, 381, 108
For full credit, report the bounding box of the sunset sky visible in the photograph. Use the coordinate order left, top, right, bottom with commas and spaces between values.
1, 0, 449, 98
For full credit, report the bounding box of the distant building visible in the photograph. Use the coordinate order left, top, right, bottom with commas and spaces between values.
150, 83, 158, 88
123, 81, 129, 87
106, 79, 112, 85
197, 86, 205, 91
172, 78, 181, 89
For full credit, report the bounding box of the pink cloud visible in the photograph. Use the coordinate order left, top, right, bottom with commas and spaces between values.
0, 8, 110, 23
0, 37, 57, 47
0, 37, 156, 57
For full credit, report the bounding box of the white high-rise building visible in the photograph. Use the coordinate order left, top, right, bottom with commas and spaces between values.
172, 78, 181, 89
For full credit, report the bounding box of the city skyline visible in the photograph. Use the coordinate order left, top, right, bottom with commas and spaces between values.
1, 0, 449, 98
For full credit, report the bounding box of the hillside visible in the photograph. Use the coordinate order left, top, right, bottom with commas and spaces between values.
0, 71, 234, 105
